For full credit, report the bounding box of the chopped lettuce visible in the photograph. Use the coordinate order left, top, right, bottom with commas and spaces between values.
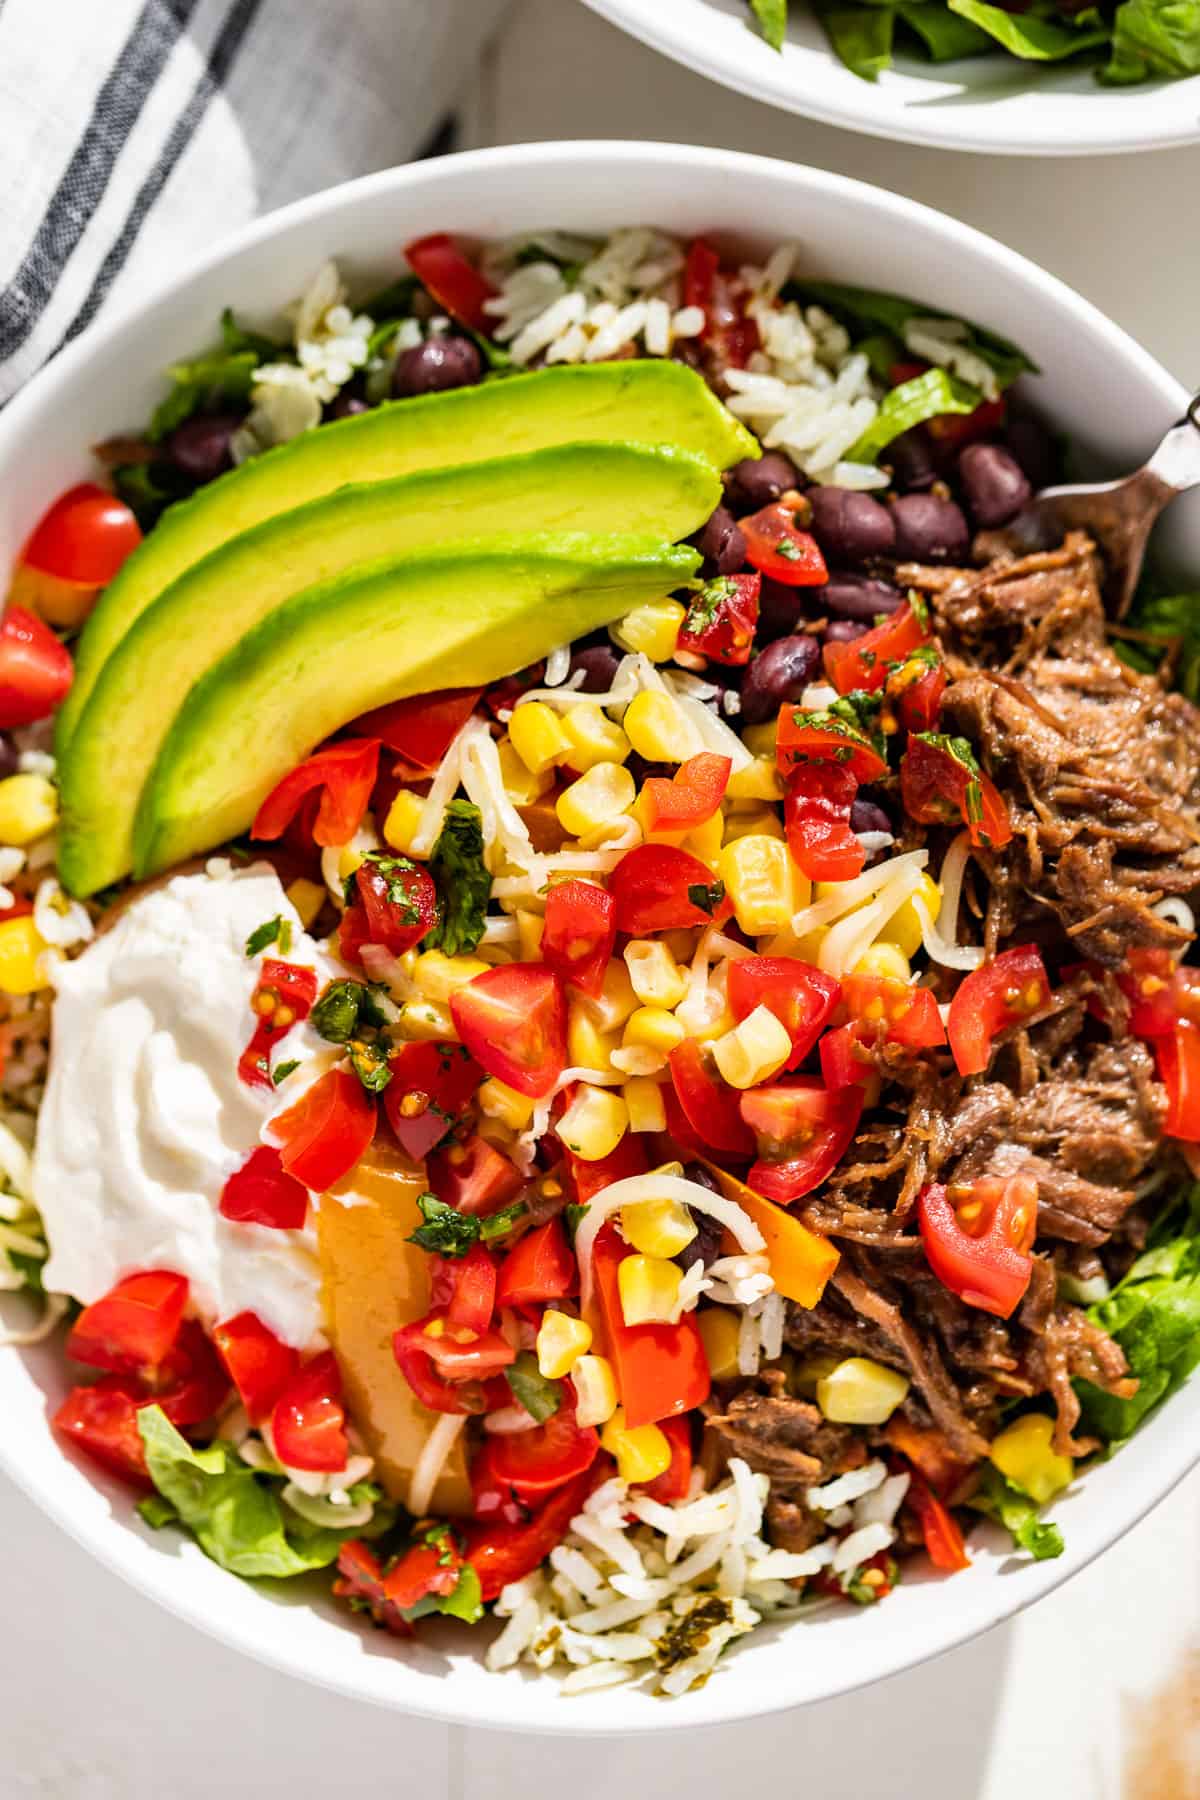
148, 307, 287, 441
1116, 589, 1200, 700
819, 4, 896, 76
427, 800, 492, 957
947, 0, 1110, 56
967, 1465, 1065, 1561
895, 3, 997, 58
847, 367, 981, 461
749, 0, 790, 47
1104, 0, 1200, 79
790, 281, 1036, 389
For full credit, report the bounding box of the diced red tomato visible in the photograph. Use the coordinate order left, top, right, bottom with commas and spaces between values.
639, 753, 732, 834
784, 762, 865, 885
609, 843, 733, 936
889, 652, 947, 735
741, 503, 828, 587
404, 233, 496, 334
272, 1067, 376, 1192
382, 1040, 481, 1160
22, 483, 141, 585
904, 1466, 971, 1572
405, 1315, 517, 1385
427, 1133, 525, 1217
900, 732, 1011, 851
822, 601, 929, 696
889, 360, 929, 388
471, 1437, 529, 1523
393, 1320, 487, 1414
926, 396, 1006, 451
450, 963, 567, 1099
251, 738, 380, 849
219, 1144, 309, 1230
54, 1379, 153, 1486
682, 240, 760, 367
728, 955, 841, 1070
466, 1465, 597, 1602
495, 1220, 575, 1308
540, 880, 616, 1000
565, 1133, 648, 1207
67, 1269, 189, 1375
842, 973, 947, 1051
917, 1174, 1037, 1319
676, 576, 760, 667
0, 606, 74, 728
1156, 1021, 1200, 1141
591, 1224, 710, 1429
776, 706, 887, 785
270, 1349, 348, 1472
349, 687, 482, 768
683, 237, 720, 320
818, 1022, 875, 1089
340, 855, 438, 960
946, 945, 1051, 1077
486, 1403, 599, 1500
238, 958, 320, 1091
147, 1320, 231, 1429
213, 1311, 299, 1422
740, 1077, 864, 1206
635, 1415, 693, 1503
333, 1540, 414, 1636
429, 1243, 497, 1336
668, 1037, 756, 1158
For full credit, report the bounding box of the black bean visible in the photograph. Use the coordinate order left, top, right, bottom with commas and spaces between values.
884, 426, 937, 492
626, 753, 677, 785
850, 797, 893, 836
817, 572, 904, 620
392, 334, 483, 398
568, 644, 622, 693
723, 451, 801, 515
165, 412, 240, 482
958, 443, 1032, 529
0, 735, 19, 780
807, 487, 896, 565
1004, 415, 1058, 491
327, 390, 369, 420
823, 619, 869, 644
675, 1164, 725, 1274
890, 493, 970, 563
692, 504, 746, 575
740, 635, 821, 726
757, 577, 807, 640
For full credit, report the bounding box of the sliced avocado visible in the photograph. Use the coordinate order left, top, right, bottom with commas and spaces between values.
131, 535, 698, 884
57, 443, 716, 897
56, 362, 758, 749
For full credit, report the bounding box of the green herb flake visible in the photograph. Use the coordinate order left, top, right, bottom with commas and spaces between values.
407, 1193, 482, 1258
271, 1059, 301, 1086
428, 800, 492, 956
505, 1351, 563, 1424
479, 1200, 528, 1243
311, 978, 388, 1045
687, 880, 726, 917
245, 915, 284, 957
348, 1037, 393, 1095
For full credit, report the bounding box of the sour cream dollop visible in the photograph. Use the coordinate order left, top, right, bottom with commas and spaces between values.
34, 863, 332, 1348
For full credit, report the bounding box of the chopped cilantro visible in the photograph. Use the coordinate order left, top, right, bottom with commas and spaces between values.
775, 537, 802, 562
688, 880, 726, 917
505, 1351, 563, 1423
427, 800, 492, 956
684, 576, 736, 636
245, 915, 285, 956
347, 852, 423, 924
271, 1059, 301, 1086
348, 1037, 393, 1094
407, 1194, 482, 1258
479, 1200, 528, 1243
311, 978, 389, 1044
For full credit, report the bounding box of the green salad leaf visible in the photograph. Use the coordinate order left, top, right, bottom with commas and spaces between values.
1104, 0, 1200, 79
148, 307, 287, 441
408, 1193, 483, 1258
1114, 588, 1200, 700
136, 1408, 394, 1578
750, 0, 791, 47
847, 367, 982, 461
505, 1351, 563, 1423
947, 0, 1110, 58
792, 280, 1037, 388
819, 4, 896, 75
895, 2, 997, 57
967, 1465, 1065, 1561
427, 800, 492, 956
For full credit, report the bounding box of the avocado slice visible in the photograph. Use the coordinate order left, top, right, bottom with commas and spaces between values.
132, 534, 699, 885
57, 443, 716, 897
56, 361, 758, 750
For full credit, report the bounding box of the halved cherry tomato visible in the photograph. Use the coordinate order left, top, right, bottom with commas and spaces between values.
383, 1040, 481, 1160
728, 955, 841, 1070
668, 1037, 756, 1158
450, 963, 567, 1099
609, 843, 733, 936
1156, 1020, 1200, 1141
640, 753, 732, 834
466, 1464, 597, 1602
740, 1077, 864, 1206
238, 958, 320, 1090
946, 945, 1050, 1078
842, 973, 947, 1052
635, 1414, 693, 1503
900, 732, 1011, 851
784, 762, 865, 885
777, 706, 888, 785
429, 1243, 497, 1336
889, 649, 947, 734
54, 1379, 153, 1486
272, 1067, 376, 1192
0, 605, 74, 727
591, 1224, 710, 1429
22, 482, 141, 585
427, 1133, 525, 1217
341, 855, 438, 960
415, 1319, 517, 1384
270, 1350, 349, 1471
918, 1173, 1037, 1319
540, 880, 616, 1000
818, 1022, 875, 1089
67, 1269, 189, 1375
741, 503, 828, 587
404, 233, 496, 334
675, 575, 760, 667
213, 1311, 299, 1422
252, 738, 381, 848
903, 1466, 971, 1572
564, 1133, 648, 1207
349, 687, 482, 768
219, 1144, 309, 1229
487, 1403, 599, 1500
822, 601, 929, 696
496, 1220, 575, 1308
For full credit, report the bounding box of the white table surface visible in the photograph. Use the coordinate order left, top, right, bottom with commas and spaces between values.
3, 3, 1198, 1791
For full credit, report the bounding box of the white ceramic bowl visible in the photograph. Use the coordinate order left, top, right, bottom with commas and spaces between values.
1, 142, 1197, 1734
581, 0, 1200, 156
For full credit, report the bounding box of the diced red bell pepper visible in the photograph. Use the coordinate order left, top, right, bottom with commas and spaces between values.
822, 601, 929, 696
450, 964, 567, 1099
917, 1174, 1037, 1319
784, 762, 865, 885
609, 843, 733, 936
404, 233, 497, 335
349, 687, 482, 767
272, 1067, 376, 1192
427, 1133, 525, 1217
565, 1133, 649, 1207
900, 732, 1012, 852
1156, 1020, 1200, 1141
668, 1037, 756, 1159
270, 1349, 348, 1472
776, 707, 887, 785
219, 1144, 310, 1230
903, 1465, 971, 1572
676, 575, 760, 667
540, 880, 617, 1000
740, 1077, 864, 1206
639, 753, 732, 834
465, 1464, 597, 1602
741, 503, 828, 587
382, 1040, 481, 1160
634, 1414, 693, 1503
946, 945, 1051, 1077
213, 1310, 299, 1423
22, 482, 141, 585
0, 606, 74, 728
495, 1220, 576, 1308
728, 955, 841, 1071
67, 1269, 189, 1376
252, 738, 381, 849
591, 1223, 711, 1429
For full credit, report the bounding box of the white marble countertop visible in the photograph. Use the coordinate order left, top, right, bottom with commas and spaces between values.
2, 4, 1197, 1792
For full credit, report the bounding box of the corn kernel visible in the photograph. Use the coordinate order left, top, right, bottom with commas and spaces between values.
382, 790, 426, 856
622, 691, 699, 764
622, 1006, 686, 1056
695, 1000, 737, 1043
817, 1357, 910, 1425
697, 1307, 742, 1381
536, 1309, 593, 1380
476, 1075, 536, 1131
684, 809, 725, 868
623, 1075, 667, 1134
566, 1000, 621, 1072
508, 700, 573, 775
718, 834, 810, 937
514, 908, 545, 960
0, 774, 57, 847
600, 1406, 672, 1483
740, 720, 780, 759
789, 1352, 842, 1399
497, 737, 554, 805
723, 807, 785, 845
285, 878, 326, 930
556, 762, 635, 840
0, 914, 50, 995
725, 756, 784, 803
580, 958, 639, 1031
412, 949, 492, 1003
573, 1354, 619, 1428
852, 942, 912, 984
879, 872, 941, 959
611, 598, 687, 663
397, 998, 457, 1041
624, 939, 687, 1009
989, 1413, 1074, 1504
561, 703, 630, 771
711, 1003, 792, 1089
622, 1196, 697, 1259
558, 1083, 628, 1161
617, 1253, 682, 1326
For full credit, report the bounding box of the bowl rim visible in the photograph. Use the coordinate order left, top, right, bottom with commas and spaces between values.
1, 139, 1197, 1733
579, 0, 1200, 157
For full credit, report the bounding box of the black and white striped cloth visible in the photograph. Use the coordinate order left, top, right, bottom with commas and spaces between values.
0, 0, 509, 404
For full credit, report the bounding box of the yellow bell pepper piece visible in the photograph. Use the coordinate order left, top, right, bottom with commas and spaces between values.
697, 1157, 839, 1308
989, 1413, 1074, 1505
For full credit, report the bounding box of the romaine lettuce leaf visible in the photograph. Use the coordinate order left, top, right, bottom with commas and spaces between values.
967, 1465, 1065, 1561
819, 4, 897, 77
790, 280, 1037, 387
750, 0, 791, 49
847, 366, 981, 461
1104, 0, 1200, 81
947, 0, 1110, 57
896, 2, 998, 57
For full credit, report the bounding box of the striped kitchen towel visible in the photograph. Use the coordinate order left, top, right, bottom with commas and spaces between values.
0, 0, 509, 404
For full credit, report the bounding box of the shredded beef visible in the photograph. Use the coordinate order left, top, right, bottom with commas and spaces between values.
705, 1371, 863, 1490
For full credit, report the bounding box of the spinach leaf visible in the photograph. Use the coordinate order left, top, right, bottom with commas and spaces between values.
147, 307, 286, 441
1104, 0, 1200, 77
967, 1465, 1065, 1561
847, 367, 982, 462
947, 0, 1110, 56
749, 0, 790, 47
896, 1, 997, 57
819, 3, 897, 76
427, 800, 492, 956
